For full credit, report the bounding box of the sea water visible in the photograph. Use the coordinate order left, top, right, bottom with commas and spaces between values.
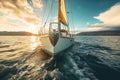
0, 36, 120, 80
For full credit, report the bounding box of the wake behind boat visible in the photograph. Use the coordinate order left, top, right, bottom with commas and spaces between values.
39, 0, 74, 56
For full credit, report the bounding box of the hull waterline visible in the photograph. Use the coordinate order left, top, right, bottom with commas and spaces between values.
40, 36, 74, 56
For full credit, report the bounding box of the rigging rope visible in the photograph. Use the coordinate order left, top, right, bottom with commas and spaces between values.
68, 0, 75, 34
39, 0, 54, 34
39, 0, 49, 34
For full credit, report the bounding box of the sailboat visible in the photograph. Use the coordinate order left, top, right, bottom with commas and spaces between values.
40, 0, 74, 56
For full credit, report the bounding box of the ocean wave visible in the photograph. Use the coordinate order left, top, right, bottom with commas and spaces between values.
0, 36, 120, 80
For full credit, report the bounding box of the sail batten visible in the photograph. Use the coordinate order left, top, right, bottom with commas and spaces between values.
58, 0, 68, 26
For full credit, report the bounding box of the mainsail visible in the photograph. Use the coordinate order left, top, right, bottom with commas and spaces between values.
58, 0, 68, 26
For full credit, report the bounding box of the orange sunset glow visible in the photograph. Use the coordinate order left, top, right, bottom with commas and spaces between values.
0, 0, 43, 34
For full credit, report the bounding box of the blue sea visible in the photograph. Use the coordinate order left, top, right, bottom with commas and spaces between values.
0, 36, 120, 80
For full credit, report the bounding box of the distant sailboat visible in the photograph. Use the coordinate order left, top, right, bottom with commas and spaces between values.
40, 0, 74, 56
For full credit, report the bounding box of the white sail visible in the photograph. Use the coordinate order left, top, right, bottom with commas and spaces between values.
58, 0, 68, 26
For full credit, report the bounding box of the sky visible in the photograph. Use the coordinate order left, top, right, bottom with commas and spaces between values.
0, 0, 120, 34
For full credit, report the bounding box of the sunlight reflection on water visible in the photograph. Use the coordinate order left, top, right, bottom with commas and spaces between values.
0, 36, 42, 60
29, 36, 41, 51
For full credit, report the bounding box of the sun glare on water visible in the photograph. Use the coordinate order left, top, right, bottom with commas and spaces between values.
29, 36, 41, 51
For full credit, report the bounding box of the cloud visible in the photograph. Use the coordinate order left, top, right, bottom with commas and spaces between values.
0, 16, 21, 27
32, 0, 43, 9
94, 3, 120, 26
86, 26, 105, 32
85, 3, 120, 32
0, 0, 43, 28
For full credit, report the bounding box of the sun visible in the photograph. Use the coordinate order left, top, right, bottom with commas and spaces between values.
27, 25, 39, 34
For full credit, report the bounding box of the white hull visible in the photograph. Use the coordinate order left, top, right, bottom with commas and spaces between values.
40, 36, 74, 56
